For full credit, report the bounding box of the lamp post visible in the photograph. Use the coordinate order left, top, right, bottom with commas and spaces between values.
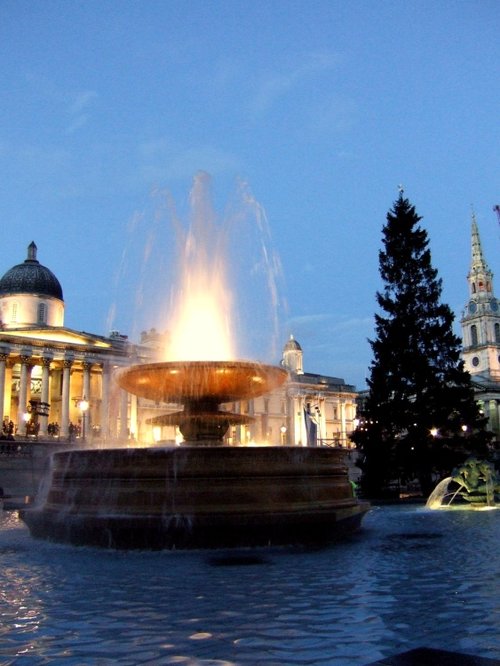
79, 397, 89, 442
280, 424, 287, 445
23, 411, 31, 437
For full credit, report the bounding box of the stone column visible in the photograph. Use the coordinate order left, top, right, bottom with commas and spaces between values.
119, 389, 128, 440
299, 396, 307, 447
286, 394, 294, 445
82, 362, 91, 401
129, 393, 138, 442
82, 361, 92, 436
100, 362, 111, 442
488, 399, 499, 437
340, 401, 346, 447
39, 356, 52, 437
60, 358, 73, 439
4, 361, 13, 425
261, 398, 269, 444
0, 352, 7, 427
316, 399, 325, 446
17, 354, 32, 432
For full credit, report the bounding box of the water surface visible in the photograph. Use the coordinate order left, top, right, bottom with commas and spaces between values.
1, 505, 498, 665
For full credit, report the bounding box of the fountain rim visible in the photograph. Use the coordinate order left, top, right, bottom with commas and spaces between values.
116, 359, 289, 404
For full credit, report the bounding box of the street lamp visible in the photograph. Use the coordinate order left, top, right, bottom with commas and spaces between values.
280, 424, 287, 445
23, 411, 31, 437
79, 397, 89, 442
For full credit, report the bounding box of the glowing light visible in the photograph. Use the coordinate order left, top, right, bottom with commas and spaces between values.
165, 173, 235, 362
79, 398, 89, 412
168, 289, 233, 361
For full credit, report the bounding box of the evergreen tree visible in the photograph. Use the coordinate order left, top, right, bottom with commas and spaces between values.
352, 194, 490, 497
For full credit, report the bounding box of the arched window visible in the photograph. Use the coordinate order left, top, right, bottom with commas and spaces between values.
495, 323, 500, 343
471, 324, 478, 346
37, 302, 47, 324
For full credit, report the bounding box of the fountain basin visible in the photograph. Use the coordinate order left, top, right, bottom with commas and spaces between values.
117, 360, 288, 403
20, 446, 369, 549
117, 360, 288, 444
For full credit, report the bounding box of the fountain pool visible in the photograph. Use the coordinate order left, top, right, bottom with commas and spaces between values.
2, 505, 499, 665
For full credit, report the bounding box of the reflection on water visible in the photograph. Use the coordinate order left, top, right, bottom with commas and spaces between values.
0, 506, 499, 665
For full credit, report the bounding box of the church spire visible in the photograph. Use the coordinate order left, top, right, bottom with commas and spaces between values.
461, 211, 500, 382
468, 213, 493, 297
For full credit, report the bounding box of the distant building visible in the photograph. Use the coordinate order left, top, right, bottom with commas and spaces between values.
127, 335, 359, 447
276, 335, 358, 447
0, 242, 134, 441
0, 243, 359, 447
460, 216, 500, 440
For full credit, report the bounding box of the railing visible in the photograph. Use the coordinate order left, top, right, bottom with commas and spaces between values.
0, 441, 34, 457
317, 438, 356, 448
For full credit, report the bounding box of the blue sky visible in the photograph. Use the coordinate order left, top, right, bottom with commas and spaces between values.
1, 0, 499, 389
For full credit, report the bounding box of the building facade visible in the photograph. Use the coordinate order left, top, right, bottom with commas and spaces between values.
0, 242, 135, 442
460, 216, 500, 439
127, 335, 359, 447
0, 244, 359, 448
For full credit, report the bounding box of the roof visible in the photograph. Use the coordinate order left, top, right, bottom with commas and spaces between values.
0, 242, 63, 300
284, 335, 302, 352
290, 372, 356, 393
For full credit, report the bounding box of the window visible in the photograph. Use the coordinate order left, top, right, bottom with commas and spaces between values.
495, 323, 500, 343
472, 357, 480, 367
471, 325, 478, 346
38, 302, 47, 324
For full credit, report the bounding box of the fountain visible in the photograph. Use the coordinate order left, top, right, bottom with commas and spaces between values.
426, 457, 499, 510
20, 174, 369, 549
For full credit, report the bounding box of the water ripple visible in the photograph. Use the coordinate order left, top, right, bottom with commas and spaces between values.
0, 506, 498, 664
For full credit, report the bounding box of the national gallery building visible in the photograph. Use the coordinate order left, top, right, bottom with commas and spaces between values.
0, 243, 358, 448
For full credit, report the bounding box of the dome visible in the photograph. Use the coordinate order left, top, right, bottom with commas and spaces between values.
0, 242, 63, 300
284, 335, 302, 352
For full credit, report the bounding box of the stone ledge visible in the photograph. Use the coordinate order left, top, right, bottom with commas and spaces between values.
365, 647, 500, 666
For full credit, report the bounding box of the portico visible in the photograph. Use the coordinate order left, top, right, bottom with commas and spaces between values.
0, 243, 133, 441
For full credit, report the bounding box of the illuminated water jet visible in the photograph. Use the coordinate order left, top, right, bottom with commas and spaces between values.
21, 174, 369, 548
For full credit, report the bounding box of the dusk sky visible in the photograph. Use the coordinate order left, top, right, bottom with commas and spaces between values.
1, 1, 499, 389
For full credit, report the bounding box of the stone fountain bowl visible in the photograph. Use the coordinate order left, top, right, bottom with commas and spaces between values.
116, 360, 288, 404
20, 446, 370, 549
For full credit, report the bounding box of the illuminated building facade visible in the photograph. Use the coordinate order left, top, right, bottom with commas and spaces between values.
0, 243, 358, 447
0, 242, 134, 441
132, 334, 359, 447
460, 216, 500, 439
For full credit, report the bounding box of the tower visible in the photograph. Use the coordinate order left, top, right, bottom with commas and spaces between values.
461, 214, 500, 381
282, 335, 304, 374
